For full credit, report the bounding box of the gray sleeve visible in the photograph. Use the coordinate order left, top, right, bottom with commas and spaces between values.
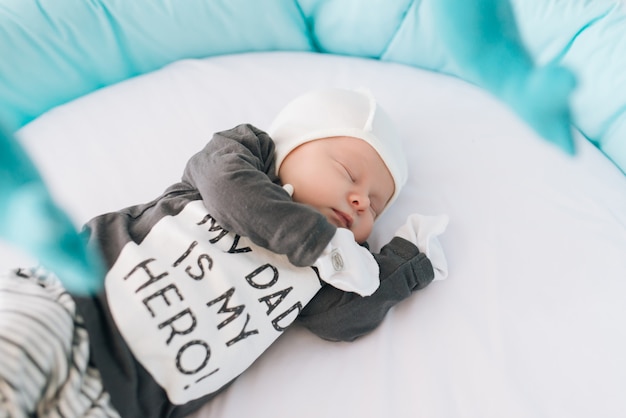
182, 123, 337, 267
296, 237, 435, 342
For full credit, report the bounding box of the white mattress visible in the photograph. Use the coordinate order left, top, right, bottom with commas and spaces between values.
6, 51, 626, 417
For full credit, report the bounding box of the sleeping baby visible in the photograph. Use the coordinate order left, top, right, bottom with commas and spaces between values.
0, 88, 447, 417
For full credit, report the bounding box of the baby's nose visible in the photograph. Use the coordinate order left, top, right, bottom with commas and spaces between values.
349, 191, 370, 210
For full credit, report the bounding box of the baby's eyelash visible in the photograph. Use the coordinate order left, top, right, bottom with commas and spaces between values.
341, 163, 355, 182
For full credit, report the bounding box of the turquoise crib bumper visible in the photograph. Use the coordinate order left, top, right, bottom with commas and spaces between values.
2, 0, 626, 169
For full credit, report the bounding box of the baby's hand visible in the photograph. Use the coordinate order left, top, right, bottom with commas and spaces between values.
394, 214, 449, 281
313, 228, 379, 296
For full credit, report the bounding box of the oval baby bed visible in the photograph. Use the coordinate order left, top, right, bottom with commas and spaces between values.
1, 1, 626, 418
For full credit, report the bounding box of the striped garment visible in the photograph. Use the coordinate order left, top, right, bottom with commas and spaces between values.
0, 267, 119, 418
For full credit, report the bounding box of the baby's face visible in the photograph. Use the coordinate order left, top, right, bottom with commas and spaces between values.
278, 136, 394, 243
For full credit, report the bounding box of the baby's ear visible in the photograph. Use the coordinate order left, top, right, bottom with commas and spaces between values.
430, 0, 576, 155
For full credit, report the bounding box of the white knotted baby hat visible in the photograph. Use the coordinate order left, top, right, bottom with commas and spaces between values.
268, 87, 408, 212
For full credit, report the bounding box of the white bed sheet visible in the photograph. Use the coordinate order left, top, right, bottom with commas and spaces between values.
6, 51, 626, 417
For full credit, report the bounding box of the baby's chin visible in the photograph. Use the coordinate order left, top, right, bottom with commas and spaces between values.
354, 226, 374, 244
339, 226, 371, 245
355, 234, 370, 245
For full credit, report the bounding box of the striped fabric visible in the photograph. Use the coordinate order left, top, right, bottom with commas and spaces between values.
0, 267, 119, 418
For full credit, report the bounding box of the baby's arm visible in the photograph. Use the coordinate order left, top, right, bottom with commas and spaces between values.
296, 237, 435, 342
182, 123, 336, 267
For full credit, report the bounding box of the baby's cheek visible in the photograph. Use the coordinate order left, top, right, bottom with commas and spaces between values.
359, 218, 375, 242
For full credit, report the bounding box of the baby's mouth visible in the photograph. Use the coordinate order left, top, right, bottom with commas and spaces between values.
332, 209, 353, 229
